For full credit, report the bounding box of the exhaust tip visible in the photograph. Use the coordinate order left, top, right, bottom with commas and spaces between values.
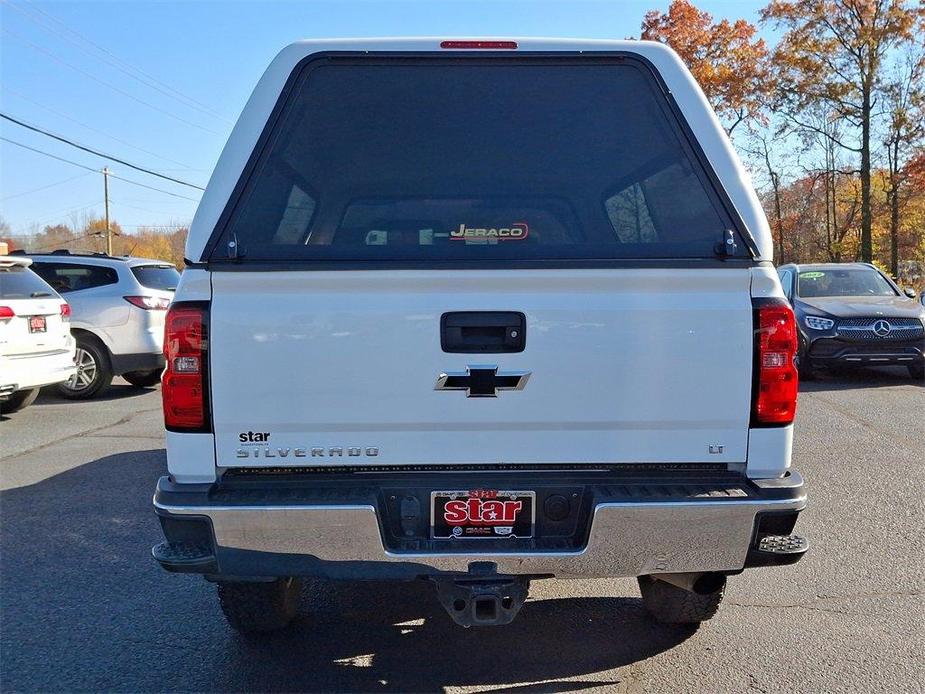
692, 572, 726, 595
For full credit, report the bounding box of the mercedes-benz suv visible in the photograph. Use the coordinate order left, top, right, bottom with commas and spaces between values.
777, 263, 925, 380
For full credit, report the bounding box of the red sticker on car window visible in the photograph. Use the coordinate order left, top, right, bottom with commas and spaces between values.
450, 222, 529, 241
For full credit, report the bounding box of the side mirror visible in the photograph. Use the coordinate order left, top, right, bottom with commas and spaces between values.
903, 287, 917, 299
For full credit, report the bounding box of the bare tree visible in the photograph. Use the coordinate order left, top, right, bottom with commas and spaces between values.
881, 44, 925, 275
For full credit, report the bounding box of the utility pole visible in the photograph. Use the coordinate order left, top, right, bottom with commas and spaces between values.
102, 167, 112, 255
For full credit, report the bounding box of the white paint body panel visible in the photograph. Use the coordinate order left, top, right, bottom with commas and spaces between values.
747, 425, 793, 479
210, 269, 755, 468
166, 432, 216, 483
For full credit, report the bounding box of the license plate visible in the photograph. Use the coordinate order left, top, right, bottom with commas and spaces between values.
431, 489, 535, 539
28, 316, 47, 333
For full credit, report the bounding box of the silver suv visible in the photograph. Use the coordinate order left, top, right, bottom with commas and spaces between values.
18, 251, 178, 398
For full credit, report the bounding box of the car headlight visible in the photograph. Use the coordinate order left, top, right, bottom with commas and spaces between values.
804, 316, 835, 331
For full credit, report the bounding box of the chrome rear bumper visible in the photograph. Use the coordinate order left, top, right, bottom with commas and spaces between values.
153, 469, 806, 579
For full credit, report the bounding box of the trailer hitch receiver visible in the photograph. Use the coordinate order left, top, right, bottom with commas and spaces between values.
432, 565, 530, 626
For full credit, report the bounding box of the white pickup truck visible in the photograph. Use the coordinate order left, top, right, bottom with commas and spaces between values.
153, 38, 807, 632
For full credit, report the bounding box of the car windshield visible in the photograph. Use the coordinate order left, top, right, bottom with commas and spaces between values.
0, 267, 57, 299
796, 268, 897, 298
212, 57, 747, 262
131, 265, 179, 291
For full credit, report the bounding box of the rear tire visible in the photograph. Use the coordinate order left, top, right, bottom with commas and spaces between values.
909, 364, 924, 381
0, 387, 40, 413
123, 369, 162, 388
217, 578, 302, 633
637, 575, 726, 624
56, 337, 112, 399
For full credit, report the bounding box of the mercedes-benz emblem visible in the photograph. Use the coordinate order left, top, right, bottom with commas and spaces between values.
872, 319, 892, 337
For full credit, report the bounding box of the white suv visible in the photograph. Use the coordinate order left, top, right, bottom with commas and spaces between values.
153, 39, 807, 632
0, 256, 76, 413
17, 251, 178, 398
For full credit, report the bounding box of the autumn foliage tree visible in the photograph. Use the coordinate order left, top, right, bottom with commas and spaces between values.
761, 0, 924, 263
641, 0, 772, 134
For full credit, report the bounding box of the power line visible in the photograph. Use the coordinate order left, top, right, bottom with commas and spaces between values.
1, 84, 199, 170
1, 26, 224, 136
106, 172, 200, 202
0, 137, 99, 172
120, 224, 188, 229
110, 199, 190, 215
0, 171, 92, 202
1, 112, 205, 190
0, 137, 201, 202
2, 0, 234, 125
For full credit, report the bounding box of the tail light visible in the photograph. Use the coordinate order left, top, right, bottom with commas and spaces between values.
0, 306, 14, 320
60, 303, 71, 321
751, 298, 799, 426
162, 302, 210, 431
125, 295, 171, 310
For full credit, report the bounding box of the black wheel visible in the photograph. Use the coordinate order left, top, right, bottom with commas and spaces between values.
909, 363, 924, 381
123, 369, 162, 388
56, 337, 112, 399
217, 578, 302, 633
637, 575, 726, 624
0, 388, 40, 413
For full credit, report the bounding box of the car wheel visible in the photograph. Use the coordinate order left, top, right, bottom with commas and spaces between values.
57, 338, 113, 399
909, 363, 924, 381
0, 387, 40, 413
217, 578, 302, 633
123, 369, 162, 388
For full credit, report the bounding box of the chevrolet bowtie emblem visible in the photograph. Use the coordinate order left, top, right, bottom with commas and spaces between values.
435, 365, 531, 398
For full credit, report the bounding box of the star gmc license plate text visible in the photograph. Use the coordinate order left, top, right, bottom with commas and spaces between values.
431, 490, 535, 539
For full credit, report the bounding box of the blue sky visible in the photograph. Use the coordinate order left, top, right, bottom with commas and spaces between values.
0, 0, 770, 236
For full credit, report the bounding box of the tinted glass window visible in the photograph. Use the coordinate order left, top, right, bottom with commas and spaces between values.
797, 268, 897, 298
213, 58, 742, 262
131, 265, 179, 291
778, 269, 793, 296
31, 262, 118, 293
0, 267, 57, 299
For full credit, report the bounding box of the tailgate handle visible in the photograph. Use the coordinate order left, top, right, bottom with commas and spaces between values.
441, 312, 526, 353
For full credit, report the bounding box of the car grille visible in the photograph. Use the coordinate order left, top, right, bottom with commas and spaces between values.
809, 340, 921, 357
835, 317, 924, 341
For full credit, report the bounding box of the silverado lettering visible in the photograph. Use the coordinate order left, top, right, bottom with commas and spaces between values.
235, 446, 379, 458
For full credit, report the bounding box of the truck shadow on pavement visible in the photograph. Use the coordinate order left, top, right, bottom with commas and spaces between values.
0, 449, 697, 693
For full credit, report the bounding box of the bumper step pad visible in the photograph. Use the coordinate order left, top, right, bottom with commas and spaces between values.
152, 541, 216, 573
758, 534, 808, 554
747, 534, 808, 567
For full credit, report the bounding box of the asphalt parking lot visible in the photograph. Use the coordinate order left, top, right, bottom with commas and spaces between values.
1, 370, 923, 693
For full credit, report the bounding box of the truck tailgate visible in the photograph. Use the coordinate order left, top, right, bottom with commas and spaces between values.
210, 267, 753, 467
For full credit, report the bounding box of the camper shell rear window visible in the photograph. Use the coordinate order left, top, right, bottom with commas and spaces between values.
206, 54, 751, 264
